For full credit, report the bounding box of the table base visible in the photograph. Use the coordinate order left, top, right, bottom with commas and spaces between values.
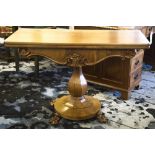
52, 95, 101, 121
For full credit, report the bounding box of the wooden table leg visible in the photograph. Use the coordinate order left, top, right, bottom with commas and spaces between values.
14, 48, 19, 72
52, 66, 101, 121
34, 56, 39, 77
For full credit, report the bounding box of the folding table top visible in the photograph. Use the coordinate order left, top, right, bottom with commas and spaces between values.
5, 28, 150, 49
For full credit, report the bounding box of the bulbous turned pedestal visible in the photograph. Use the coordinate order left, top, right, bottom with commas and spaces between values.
68, 67, 87, 97
53, 67, 101, 120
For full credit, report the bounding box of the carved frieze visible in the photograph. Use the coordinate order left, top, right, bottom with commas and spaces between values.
17, 48, 142, 66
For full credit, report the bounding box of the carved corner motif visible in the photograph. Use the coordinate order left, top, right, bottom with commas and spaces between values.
19, 48, 31, 57
125, 50, 137, 58
119, 50, 137, 60
65, 53, 88, 67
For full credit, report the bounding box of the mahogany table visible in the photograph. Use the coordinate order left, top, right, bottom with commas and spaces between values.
5, 28, 150, 121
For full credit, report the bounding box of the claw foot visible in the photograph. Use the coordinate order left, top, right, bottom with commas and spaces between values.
97, 111, 108, 123
50, 113, 61, 125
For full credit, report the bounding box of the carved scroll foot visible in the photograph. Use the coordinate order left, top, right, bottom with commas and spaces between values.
97, 111, 108, 123
49, 112, 62, 125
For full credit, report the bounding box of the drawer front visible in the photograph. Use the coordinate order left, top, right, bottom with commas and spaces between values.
130, 67, 142, 88
131, 50, 144, 72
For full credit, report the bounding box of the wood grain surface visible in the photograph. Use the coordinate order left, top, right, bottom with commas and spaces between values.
5, 28, 150, 49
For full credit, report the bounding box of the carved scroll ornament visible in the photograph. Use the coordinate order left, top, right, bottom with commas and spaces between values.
19, 48, 31, 57
65, 53, 88, 67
